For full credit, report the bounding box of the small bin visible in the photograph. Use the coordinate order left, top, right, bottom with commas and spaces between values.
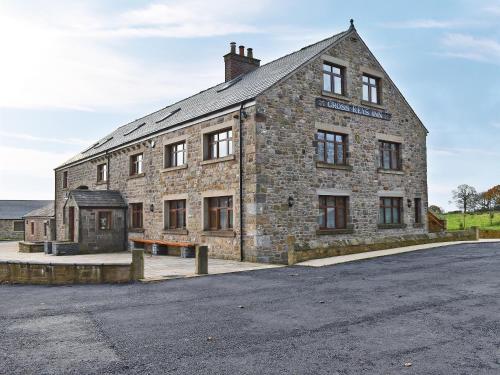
181, 246, 195, 258
44, 241, 53, 255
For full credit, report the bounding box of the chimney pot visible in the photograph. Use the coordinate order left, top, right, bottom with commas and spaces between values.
247, 48, 253, 58
230, 42, 236, 54
239, 45, 245, 56
224, 43, 260, 82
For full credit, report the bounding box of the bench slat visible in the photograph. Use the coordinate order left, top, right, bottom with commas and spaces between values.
130, 237, 194, 247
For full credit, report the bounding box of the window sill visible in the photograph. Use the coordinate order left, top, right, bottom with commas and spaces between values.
201, 154, 235, 165
96, 181, 107, 186
377, 224, 407, 230
127, 173, 145, 180
201, 230, 235, 238
413, 223, 424, 228
163, 229, 189, 235
316, 162, 353, 171
161, 164, 188, 173
316, 228, 354, 235
377, 168, 404, 175
321, 91, 351, 102
128, 228, 145, 233
360, 100, 385, 110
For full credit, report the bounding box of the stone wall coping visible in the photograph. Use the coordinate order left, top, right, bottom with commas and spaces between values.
1, 260, 131, 266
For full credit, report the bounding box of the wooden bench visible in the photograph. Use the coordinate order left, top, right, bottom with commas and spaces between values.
129, 238, 196, 257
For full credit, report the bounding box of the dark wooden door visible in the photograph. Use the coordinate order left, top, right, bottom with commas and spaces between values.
68, 207, 75, 242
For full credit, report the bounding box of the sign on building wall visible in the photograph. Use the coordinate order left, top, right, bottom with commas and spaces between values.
316, 98, 392, 121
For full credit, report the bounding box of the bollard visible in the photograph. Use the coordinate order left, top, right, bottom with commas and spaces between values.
195, 245, 208, 275
132, 249, 145, 280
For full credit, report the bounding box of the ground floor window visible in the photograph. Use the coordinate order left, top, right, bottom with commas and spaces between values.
414, 198, 422, 224
130, 203, 143, 229
208, 196, 233, 230
44, 222, 48, 236
98, 211, 112, 230
379, 197, 402, 224
165, 200, 186, 229
318, 196, 347, 229
30, 222, 35, 235
13, 221, 24, 232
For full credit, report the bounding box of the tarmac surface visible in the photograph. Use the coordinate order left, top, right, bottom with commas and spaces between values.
1, 242, 499, 374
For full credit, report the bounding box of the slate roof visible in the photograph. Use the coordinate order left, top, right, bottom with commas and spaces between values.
23, 203, 55, 218
68, 190, 127, 208
0, 200, 53, 220
58, 27, 353, 168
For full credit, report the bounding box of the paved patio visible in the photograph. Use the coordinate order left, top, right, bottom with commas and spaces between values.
0, 242, 281, 281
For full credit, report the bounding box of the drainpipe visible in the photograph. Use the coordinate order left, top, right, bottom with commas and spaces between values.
239, 103, 245, 262
106, 151, 110, 191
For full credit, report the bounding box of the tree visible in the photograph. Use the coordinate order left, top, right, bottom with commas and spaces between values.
428, 205, 443, 215
484, 185, 500, 225
452, 184, 478, 228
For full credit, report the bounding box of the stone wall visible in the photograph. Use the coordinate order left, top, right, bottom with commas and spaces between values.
0, 219, 24, 240
479, 229, 500, 239
252, 30, 428, 263
289, 230, 478, 264
55, 109, 258, 261
24, 218, 55, 242
78, 208, 126, 253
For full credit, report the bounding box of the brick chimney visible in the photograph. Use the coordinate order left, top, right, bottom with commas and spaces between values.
224, 42, 260, 82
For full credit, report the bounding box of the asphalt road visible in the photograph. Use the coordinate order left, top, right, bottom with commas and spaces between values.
1, 242, 499, 375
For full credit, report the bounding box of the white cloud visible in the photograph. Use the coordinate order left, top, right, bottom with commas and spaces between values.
380, 19, 462, 29
492, 122, 500, 129
440, 33, 500, 64
0, 131, 91, 146
482, 4, 500, 15
0, 1, 271, 111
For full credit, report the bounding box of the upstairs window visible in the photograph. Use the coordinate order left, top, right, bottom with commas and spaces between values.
98, 211, 112, 230
130, 203, 143, 229
208, 129, 233, 160
318, 196, 347, 229
323, 63, 344, 95
165, 200, 186, 230
97, 163, 107, 182
317, 131, 347, 165
208, 196, 233, 231
165, 142, 186, 168
379, 197, 402, 225
62, 171, 68, 188
130, 153, 143, 176
362, 74, 379, 104
379, 141, 401, 170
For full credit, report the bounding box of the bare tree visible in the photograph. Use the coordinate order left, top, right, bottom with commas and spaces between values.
452, 184, 477, 228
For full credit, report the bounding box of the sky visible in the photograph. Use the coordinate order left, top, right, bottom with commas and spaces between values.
0, 0, 499, 211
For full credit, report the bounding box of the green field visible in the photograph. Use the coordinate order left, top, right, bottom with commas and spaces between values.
445, 211, 500, 230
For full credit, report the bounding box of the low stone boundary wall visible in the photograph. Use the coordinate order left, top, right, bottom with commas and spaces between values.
0, 249, 145, 285
18, 242, 45, 253
289, 229, 478, 264
479, 229, 500, 239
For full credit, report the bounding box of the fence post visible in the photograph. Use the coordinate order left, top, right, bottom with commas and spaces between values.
195, 245, 208, 275
131, 249, 145, 280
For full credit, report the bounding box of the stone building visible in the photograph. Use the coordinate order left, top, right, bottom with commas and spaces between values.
23, 203, 56, 242
54, 21, 428, 264
0, 200, 52, 241
63, 190, 128, 253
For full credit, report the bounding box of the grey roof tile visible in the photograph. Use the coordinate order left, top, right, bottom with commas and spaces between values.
59, 29, 350, 168
68, 190, 127, 208
0, 201, 53, 220
23, 203, 55, 218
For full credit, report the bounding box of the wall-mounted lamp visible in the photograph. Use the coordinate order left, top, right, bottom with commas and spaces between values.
150, 204, 155, 212
407, 199, 412, 208
288, 196, 294, 207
